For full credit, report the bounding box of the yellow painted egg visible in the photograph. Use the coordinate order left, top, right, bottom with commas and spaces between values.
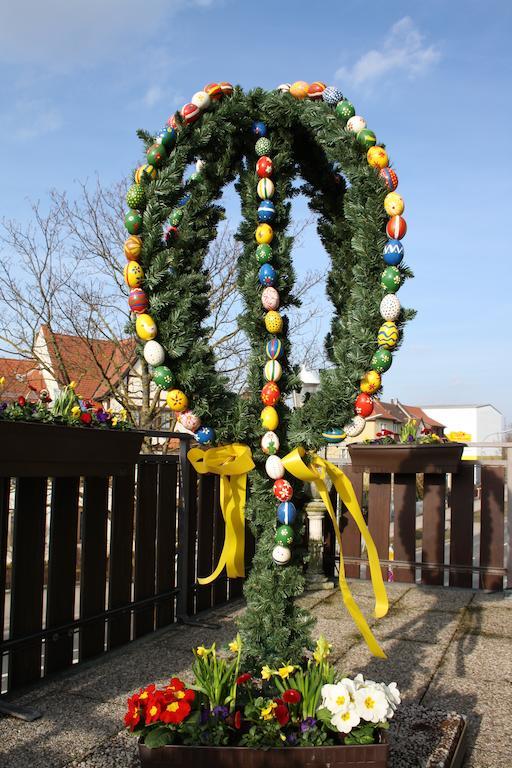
134, 164, 157, 183
135, 313, 157, 341
261, 406, 279, 430
124, 261, 144, 288
289, 81, 309, 99
377, 321, 399, 349
265, 311, 283, 333
360, 370, 382, 395
124, 235, 142, 261
367, 146, 389, 169
384, 192, 404, 217
256, 224, 274, 244
166, 389, 189, 412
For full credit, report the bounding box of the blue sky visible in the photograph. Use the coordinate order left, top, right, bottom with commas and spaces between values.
1, 0, 511, 421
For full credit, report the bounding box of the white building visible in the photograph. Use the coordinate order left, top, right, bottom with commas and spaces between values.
421, 404, 504, 459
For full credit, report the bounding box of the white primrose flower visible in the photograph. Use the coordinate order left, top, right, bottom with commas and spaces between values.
321, 683, 351, 714
354, 686, 389, 724
339, 677, 357, 700
331, 704, 361, 734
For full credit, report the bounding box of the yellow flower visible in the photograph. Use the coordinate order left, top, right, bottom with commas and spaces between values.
112, 417, 118, 426
120, 408, 128, 421
0, 376, 5, 391
69, 381, 77, 389
313, 635, 333, 665
280, 733, 286, 742
261, 665, 274, 680
71, 405, 81, 418
228, 639, 240, 653
278, 665, 295, 679
196, 645, 208, 657
260, 701, 277, 721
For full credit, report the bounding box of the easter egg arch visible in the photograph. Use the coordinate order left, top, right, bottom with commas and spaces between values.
123, 82, 414, 669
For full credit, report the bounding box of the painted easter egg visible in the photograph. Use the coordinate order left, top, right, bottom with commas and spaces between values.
344, 415, 366, 438
346, 115, 366, 133
367, 146, 389, 169
266, 337, 283, 359
258, 264, 277, 286
166, 389, 188, 412
256, 156, 273, 178
322, 86, 344, 105
272, 545, 291, 565
255, 224, 274, 244
371, 348, 393, 373
257, 178, 275, 200
265, 455, 285, 480
255, 137, 271, 156
128, 288, 149, 314
258, 200, 275, 223
196, 426, 216, 445
386, 215, 407, 240
264, 359, 282, 382
261, 431, 280, 455
135, 313, 157, 341
381, 266, 401, 293
384, 192, 405, 217
360, 370, 381, 395
261, 406, 279, 431
178, 409, 201, 432
273, 478, 293, 502
377, 321, 399, 349
143, 340, 165, 366
380, 167, 398, 191
191, 90, 211, 110
261, 286, 280, 310
124, 261, 144, 288
124, 235, 143, 261
265, 311, 283, 333
256, 243, 273, 265
322, 428, 346, 444
277, 501, 297, 525
380, 294, 401, 322
354, 393, 374, 418
275, 524, 294, 546
261, 382, 280, 406
383, 240, 404, 266
152, 365, 174, 389
289, 81, 309, 99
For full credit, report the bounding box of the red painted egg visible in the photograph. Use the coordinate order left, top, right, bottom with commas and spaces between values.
204, 83, 222, 101
181, 103, 200, 125
308, 81, 326, 99
273, 478, 293, 502
128, 288, 149, 314
261, 382, 280, 406
354, 393, 374, 418
379, 167, 398, 191
386, 215, 407, 240
219, 81, 233, 95
167, 114, 178, 129
256, 156, 273, 178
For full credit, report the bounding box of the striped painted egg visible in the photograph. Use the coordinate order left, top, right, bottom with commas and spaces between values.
383, 240, 404, 266
261, 286, 280, 310
134, 164, 157, 183
257, 178, 275, 199
378, 322, 399, 349
261, 430, 280, 455
277, 501, 297, 525
204, 83, 222, 101
219, 82, 233, 95
308, 81, 326, 99
322, 86, 344, 105
124, 235, 142, 261
386, 215, 407, 240
379, 167, 398, 191
380, 294, 401, 322
264, 359, 282, 382
266, 337, 283, 359
256, 156, 273, 178
322, 428, 346, 444
384, 192, 405, 217
181, 103, 200, 124
258, 200, 275, 223
128, 288, 149, 313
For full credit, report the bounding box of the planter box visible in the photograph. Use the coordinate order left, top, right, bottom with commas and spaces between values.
138, 737, 389, 768
348, 443, 465, 475
0, 421, 145, 477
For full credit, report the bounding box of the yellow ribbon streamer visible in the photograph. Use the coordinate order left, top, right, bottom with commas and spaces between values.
281, 448, 389, 658
188, 443, 255, 584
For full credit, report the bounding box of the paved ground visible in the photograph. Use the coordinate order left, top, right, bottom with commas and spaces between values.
0, 582, 510, 767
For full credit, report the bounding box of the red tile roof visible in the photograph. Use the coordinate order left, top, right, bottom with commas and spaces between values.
41, 325, 136, 400
400, 405, 445, 429
368, 400, 404, 423
0, 358, 46, 402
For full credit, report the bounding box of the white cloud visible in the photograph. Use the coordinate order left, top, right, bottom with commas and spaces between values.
1, 99, 63, 141
143, 85, 166, 108
0, 0, 217, 71
336, 17, 441, 87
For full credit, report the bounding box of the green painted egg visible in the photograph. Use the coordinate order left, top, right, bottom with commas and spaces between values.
335, 100, 355, 122
255, 137, 271, 157
371, 348, 392, 373
146, 143, 167, 168
152, 365, 174, 389
126, 184, 146, 210
381, 266, 401, 293
124, 210, 143, 235
275, 524, 294, 546
357, 129, 377, 148
169, 208, 183, 226
256, 243, 272, 265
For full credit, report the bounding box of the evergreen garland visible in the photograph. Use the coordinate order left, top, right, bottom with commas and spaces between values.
124, 85, 414, 670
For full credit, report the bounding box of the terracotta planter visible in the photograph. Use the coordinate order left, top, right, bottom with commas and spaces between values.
138, 736, 389, 767
0, 421, 145, 477
348, 443, 465, 475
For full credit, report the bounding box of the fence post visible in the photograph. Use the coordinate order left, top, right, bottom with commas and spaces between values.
507, 446, 512, 589
176, 437, 192, 619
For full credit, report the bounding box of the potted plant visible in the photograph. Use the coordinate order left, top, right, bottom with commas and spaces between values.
126, 635, 398, 768
0, 379, 144, 476
348, 421, 465, 474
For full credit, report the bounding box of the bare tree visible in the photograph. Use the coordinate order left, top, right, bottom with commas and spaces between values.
0, 178, 327, 427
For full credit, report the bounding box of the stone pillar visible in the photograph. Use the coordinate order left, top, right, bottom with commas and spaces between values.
304, 481, 335, 591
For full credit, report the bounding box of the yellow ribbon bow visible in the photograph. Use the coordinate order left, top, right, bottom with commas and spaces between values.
281, 448, 389, 658
188, 443, 255, 584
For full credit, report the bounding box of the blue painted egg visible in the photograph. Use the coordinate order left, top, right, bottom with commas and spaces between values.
322, 86, 344, 105
157, 126, 177, 150
277, 501, 297, 525
196, 426, 215, 445
383, 240, 404, 266
266, 337, 283, 359
177, 193, 191, 207
322, 428, 346, 444
252, 121, 267, 137
258, 200, 275, 223
258, 264, 276, 286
